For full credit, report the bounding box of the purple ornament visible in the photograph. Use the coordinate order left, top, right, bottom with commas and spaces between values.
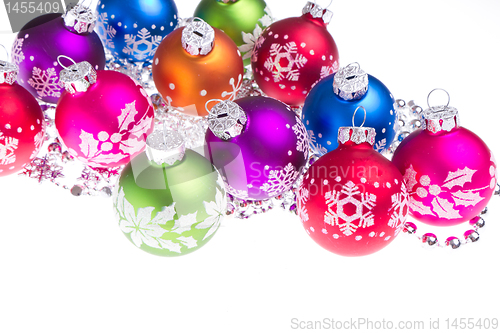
12, 8, 106, 104
205, 96, 308, 200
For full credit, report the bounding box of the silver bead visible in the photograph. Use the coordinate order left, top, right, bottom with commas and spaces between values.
481, 206, 488, 215
422, 233, 438, 246
465, 230, 480, 242
71, 185, 83, 196
403, 222, 417, 234
445, 237, 461, 249
100, 186, 112, 198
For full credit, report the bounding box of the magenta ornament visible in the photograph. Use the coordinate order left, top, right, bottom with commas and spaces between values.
205, 96, 308, 200
392, 93, 497, 226
12, 8, 106, 104
55, 62, 154, 168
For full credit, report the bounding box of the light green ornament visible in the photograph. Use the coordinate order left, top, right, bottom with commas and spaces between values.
113, 130, 226, 256
193, 0, 273, 65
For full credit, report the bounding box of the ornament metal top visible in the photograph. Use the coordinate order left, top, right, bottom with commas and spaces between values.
207, 99, 248, 140
62, 3, 97, 34
333, 62, 369, 101
302, 0, 333, 24
145, 129, 186, 166
181, 19, 215, 56
58, 57, 97, 94
421, 90, 460, 134
0, 60, 18, 85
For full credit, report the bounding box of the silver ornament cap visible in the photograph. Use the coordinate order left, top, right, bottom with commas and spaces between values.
0, 60, 18, 85
182, 19, 215, 56
337, 106, 376, 145
422, 89, 460, 134
63, 4, 97, 34
146, 129, 186, 166
59, 60, 97, 94
333, 63, 369, 101
302, 1, 333, 24
207, 100, 247, 140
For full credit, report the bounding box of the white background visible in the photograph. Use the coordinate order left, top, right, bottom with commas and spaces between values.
1, 0, 500, 332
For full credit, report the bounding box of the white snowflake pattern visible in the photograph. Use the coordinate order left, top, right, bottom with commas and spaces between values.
221, 74, 242, 101
260, 163, 300, 197
292, 116, 308, 160
67, 101, 153, 166
195, 188, 226, 241
264, 42, 308, 82
239, 6, 273, 61
123, 28, 162, 61
319, 61, 339, 79
225, 183, 250, 200
11, 38, 25, 66
374, 138, 387, 152
28, 67, 62, 98
388, 183, 409, 234
95, 12, 117, 49
297, 186, 310, 222
0, 130, 19, 165
308, 130, 327, 155
324, 181, 377, 236
29, 129, 45, 160
403, 164, 487, 219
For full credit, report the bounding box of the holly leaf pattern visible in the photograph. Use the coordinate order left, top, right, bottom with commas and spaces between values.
442, 167, 476, 189
403, 165, 418, 192
431, 197, 462, 219
79, 130, 99, 158
409, 199, 434, 216
89, 152, 127, 165
171, 212, 198, 234
120, 136, 146, 156
150, 204, 176, 224
117, 101, 139, 132
451, 190, 485, 207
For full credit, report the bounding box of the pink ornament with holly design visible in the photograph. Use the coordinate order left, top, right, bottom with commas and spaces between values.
392, 93, 496, 227
55, 61, 154, 168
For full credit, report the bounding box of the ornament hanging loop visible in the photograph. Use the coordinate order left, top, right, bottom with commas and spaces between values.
427, 88, 450, 110
57, 55, 78, 71
314, 0, 333, 9
352, 106, 367, 128
205, 99, 224, 114
0, 44, 9, 63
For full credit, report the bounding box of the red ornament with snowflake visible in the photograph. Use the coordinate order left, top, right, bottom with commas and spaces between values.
251, 1, 339, 106
55, 62, 154, 168
392, 101, 496, 227
0, 61, 45, 176
297, 126, 409, 256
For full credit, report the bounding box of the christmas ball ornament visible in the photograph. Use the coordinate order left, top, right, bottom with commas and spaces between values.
113, 129, 226, 256
95, 0, 178, 63
205, 96, 308, 200
302, 63, 397, 155
193, 0, 272, 65
392, 89, 497, 227
12, 5, 106, 104
0, 60, 45, 176
55, 59, 154, 168
152, 19, 244, 117
297, 110, 409, 256
251, 1, 339, 106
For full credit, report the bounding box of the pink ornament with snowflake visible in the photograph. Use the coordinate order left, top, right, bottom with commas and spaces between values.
392, 101, 496, 226
55, 69, 154, 168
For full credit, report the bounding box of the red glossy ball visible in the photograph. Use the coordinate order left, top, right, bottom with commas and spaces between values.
55, 70, 154, 168
297, 129, 408, 256
0, 82, 45, 176
251, 11, 339, 106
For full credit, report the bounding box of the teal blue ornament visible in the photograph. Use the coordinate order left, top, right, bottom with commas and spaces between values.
302, 63, 397, 155
95, 0, 178, 63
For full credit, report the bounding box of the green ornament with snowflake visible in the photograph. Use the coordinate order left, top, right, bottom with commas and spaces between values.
113, 130, 226, 256
193, 0, 273, 65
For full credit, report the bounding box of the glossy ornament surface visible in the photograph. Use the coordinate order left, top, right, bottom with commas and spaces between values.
95, 0, 178, 63
302, 64, 396, 155
251, 1, 339, 106
12, 9, 106, 104
193, 0, 271, 65
0, 61, 45, 176
113, 130, 226, 257
298, 126, 409, 257
55, 64, 154, 168
152, 20, 244, 116
205, 96, 308, 200
392, 100, 496, 226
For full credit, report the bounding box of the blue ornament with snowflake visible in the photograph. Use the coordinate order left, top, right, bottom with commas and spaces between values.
302, 63, 397, 155
95, 0, 178, 63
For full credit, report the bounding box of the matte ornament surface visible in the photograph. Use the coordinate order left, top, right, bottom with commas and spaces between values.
298, 131, 408, 257
152, 26, 244, 116
13, 13, 106, 104
95, 0, 178, 63
303, 74, 397, 155
113, 150, 226, 256
205, 96, 308, 200
55, 70, 154, 168
251, 9, 339, 106
0, 83, 45, 176
392, 126, 496, 226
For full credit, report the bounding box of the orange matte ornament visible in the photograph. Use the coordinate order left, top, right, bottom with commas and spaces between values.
152, 19, 244, 117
